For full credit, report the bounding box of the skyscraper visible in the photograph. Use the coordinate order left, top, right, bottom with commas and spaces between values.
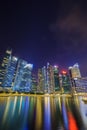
0, 49, 12, 87
37, 68, 44, 93
47, 63, 55, 93
31, 74, 37, 93
61, 71, 71, 93
69, 63, 81, 79
37, 63, 61, 93
2, 56, 18, 88
20, 64, 33, 92
53, 65, 60, 91
74, 77, 87, 92
13, 59, 28, 91
68, 63, 81, 88
13, 59, 33, 92
42, 66, 47, 92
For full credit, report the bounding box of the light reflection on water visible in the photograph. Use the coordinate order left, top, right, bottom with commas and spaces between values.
0, 96, 87, 130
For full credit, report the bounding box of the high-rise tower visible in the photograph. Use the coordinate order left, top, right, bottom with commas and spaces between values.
53, 65, 60, 91
13, 59, 33, 92
61, 71, 71, 93
0, 48, 12, 87
19, 64, 33, 92
68, 63, 81, 88
2, 56, 18, 87
69, 63, 81, 79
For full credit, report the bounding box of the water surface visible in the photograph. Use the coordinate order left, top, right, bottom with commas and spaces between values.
0, 95, 87, 130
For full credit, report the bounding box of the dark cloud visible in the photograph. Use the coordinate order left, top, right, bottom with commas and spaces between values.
50, 5, 87, 53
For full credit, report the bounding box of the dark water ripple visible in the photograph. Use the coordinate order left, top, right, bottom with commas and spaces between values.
0, 95, 87, 130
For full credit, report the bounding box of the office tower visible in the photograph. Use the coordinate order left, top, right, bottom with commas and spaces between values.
19, 64, 33, 92
37, 66, 47, 93
53, 65, 60, 91
42, 66, 47, 93
61, 71, 71, 93
68, 63, 81, 88
13, 59, 28, 91
74, 77, 87, 92
2, 56, 18, 88
0, 49, 12, 87
31, 74, 37, 93
69, 63, 81, 79
13, 59, 33, 92
38, 63, 59, 93
37, 68, 44, 92
47, 63, 55, 93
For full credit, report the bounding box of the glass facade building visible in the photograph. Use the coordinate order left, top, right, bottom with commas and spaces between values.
61, 71, 71, 93
69, 63, 81, 79
53, 66, 60, 91
47, 63, 55, 93
19, 64, 33, 92
0, 49, 12, 87
2, 56, 18, 87
31, 74, 37, 92
38, 68, 44, 92
13, 60, 33, 92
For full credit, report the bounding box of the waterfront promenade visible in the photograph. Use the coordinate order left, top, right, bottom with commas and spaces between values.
0, 92, 86, 97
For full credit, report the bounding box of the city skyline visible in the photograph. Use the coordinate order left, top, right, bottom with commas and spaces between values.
1, 48, 86, 94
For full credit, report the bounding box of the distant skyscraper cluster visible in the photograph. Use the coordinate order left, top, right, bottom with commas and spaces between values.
37, 63, 71, 93
0, 48, 87, 93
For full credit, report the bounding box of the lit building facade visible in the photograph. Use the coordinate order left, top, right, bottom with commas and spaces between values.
31, 74, 37, 93
13, 60, 33, 92
38, 63, 56, 93
69, 63, 81, 79
13, 59, 28, 91
42, 66, 47, 92
69, 63, 81, 88
47, 63, 55, 93
37, 69, 44, 92
2, 56, 18, 88
72, 77, 87, 93
61, 71, 71, 93
0, 49, 12, 87
53, 66, 60, 91
19, 64, 33, 92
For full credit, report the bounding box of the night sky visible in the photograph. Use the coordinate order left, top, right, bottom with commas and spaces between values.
0, 0, 87, 76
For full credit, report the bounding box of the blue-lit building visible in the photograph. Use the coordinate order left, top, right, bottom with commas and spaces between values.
13, 59, 33, 92
31, 74, 37, 92
2, 56, 18, 88
0, 49, 12, 87
19, 64, 33, 92
13, 59, 27, 91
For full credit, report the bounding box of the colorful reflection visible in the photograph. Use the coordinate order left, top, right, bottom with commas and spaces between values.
79, 96, 87, 129
35, 97, 42, 130
62, 98, 69, 130
68, 112, 78, 130
44, 97, 51, 130
0, 96, 87, 130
